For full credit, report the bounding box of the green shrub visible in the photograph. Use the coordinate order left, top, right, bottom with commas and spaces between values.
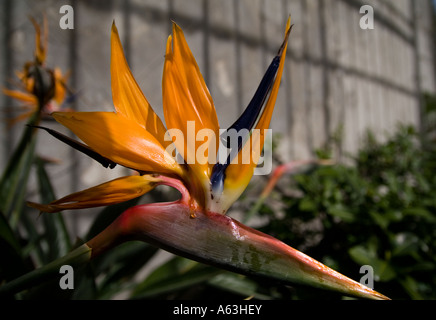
258, 125, 436, 299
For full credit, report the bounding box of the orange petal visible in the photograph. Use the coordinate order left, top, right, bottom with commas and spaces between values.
220, 17, 291, 211
52, 111, 183, 176
2, 88, 37, 105
53, 67, 68, 105
29, 16, 47, 64
27, 175, 161, 213
8, 110, 36, 127
162, 23, 219, 184
111, 22, 170, 148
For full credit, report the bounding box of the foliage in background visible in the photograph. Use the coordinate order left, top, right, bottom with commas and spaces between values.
256, 108, 436, 299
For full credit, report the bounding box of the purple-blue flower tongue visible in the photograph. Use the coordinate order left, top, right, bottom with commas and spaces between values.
224, 55, 281, 149
211, 55, 281, 194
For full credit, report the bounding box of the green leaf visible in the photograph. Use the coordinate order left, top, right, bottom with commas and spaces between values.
85, 197, 141, 241
391, 233, 420, 258
35, 157, 72, 262
0, 211, 29, 282
327, 206, 355, 222
399, 276, 424, 300
298, 197, 317, 212
131, 257, 221, 299
369, 211, 390, 229
348, 246, 374, 266
95, 242, 158, 297
348, 245, 396, 282
0, 210, 21, 254
0, 125, 51, 270
208, 272, 274, 299
403, 207, 436, 223
0, 243, 92, 298
0, 115, 39, 226
2, 135, 37, 228
71, 263, 98, 300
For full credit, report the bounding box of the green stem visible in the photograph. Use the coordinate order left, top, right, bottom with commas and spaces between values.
0, 244, 92, 297
0, 112, 41, 224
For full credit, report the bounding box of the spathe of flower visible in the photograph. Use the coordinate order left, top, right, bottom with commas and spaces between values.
25, 17, 389, 299
87, 198, 389, 300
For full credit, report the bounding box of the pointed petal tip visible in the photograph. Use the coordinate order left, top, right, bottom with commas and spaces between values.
171, 20, 181, 31
171, 21, 188, 44
278, 20, 292, 57
371, 290, 391, 300
355, 285, 391, 300
111, 21, 121, 42
334, 273, 390, 300
27, 175, 163, 214
170, 22, 185, 46
26, 201, 56, 214
165, 34, 173, 56
163, 18, 219, 186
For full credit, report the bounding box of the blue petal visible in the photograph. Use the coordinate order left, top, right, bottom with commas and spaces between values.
211, 55, 281, 194
210, 163, 225, 194
223, 55, 280, 150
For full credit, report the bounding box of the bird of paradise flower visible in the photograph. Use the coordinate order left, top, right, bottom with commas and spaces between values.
2, 16, 72, 126
12, 17, 389, 300
0, 16, 75, 229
